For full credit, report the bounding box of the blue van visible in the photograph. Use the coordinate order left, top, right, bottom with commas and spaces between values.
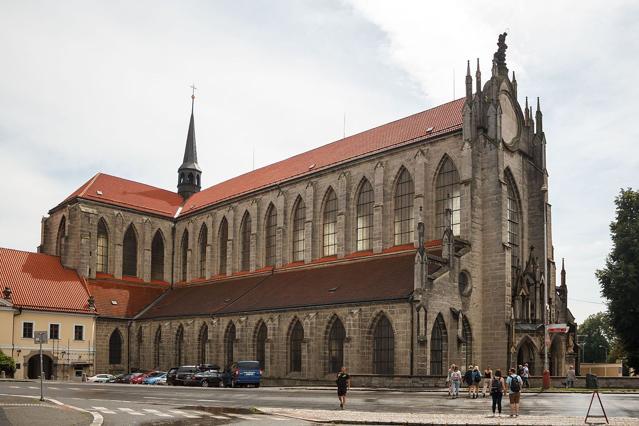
223, 361, 262, 387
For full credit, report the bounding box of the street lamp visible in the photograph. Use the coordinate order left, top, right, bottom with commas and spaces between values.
599, 345, 608, 363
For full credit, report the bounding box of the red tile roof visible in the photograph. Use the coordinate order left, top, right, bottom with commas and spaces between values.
182, 98, 465, 214
59, 99, 464, 217
61, 173, 184, 217
0, 247, 94, 314
86, 278, 168, 318
140, 251, 443, 319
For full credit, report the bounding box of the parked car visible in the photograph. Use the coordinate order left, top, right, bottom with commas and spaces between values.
110, 373, 134, 383
130, 371, 152, 384
184, 370, 222, 387
155, 374, 167, 385
223, 361, 262, 388
173, 365, 200, 386
143, 372, 167, 385
87, 374, 114, 383
166, 367, 179, 386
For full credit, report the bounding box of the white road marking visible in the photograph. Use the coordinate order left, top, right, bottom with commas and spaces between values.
91, 406, 116, 414
28, 386, 37, 389
69, 387, 82, 391
143, 408, 173, 417
270, 417, 290, 421
118, 407, 144, 416
9, 386, 19, 389
49, 387, 59, 390
228, 413, 261, 420
208, 414, 231, 419
168, 409, 199, 418
196, 399, 223, 402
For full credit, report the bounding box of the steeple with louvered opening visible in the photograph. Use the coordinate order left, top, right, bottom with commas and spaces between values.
177, 86, 202, 199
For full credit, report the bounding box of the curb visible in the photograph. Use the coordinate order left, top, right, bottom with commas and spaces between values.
0, 393, 102, 426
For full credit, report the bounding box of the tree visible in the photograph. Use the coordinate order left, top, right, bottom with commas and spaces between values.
577, 312, 613, 363
596, 188, 639, 374
0, 351, 16, 377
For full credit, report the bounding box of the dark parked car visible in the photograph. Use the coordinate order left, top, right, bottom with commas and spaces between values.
173, 366, 200, 386
223, 361, 262, 388
166, 367, 179, 386
184, 370, 222, 387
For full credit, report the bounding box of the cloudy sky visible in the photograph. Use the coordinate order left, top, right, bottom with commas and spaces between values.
1, 0, 637, 323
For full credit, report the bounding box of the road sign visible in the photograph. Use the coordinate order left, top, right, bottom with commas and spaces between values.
547, 323, 569, 333
34, 331, 48, 344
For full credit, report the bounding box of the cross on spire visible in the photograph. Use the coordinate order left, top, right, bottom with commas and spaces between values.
190, 83, 197, 112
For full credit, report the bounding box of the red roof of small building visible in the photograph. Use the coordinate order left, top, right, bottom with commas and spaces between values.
86, 278, 168, 318
0, 247, 94, 314
59, 98, 464, 217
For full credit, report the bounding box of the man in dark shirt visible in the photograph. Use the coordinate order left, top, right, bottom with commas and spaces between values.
336, 366, 351, 409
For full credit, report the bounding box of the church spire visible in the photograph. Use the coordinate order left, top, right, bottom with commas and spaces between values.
177, 85, 202, 199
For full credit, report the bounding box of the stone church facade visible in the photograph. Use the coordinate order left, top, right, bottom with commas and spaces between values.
38, 35, 577, 384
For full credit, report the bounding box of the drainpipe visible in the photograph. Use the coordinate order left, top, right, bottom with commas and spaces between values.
127, 320, 132, 372
170, 222, 176, 289
410, 303, 414, 377
12, 307, 22, 372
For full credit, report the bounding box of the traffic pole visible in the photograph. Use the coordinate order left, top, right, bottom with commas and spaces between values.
39, 341, 44, 401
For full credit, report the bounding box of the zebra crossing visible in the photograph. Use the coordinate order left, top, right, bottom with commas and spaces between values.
90, 406, 286, 421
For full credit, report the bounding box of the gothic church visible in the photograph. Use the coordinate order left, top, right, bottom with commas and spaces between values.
38, 35, 577, 385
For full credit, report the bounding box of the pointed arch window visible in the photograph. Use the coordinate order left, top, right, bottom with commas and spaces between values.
256, 322, 268, 370
198, 324, 209, 364
175, 325, 185, 366
198, 224, 208, 278
153, 327, 162, 368
265, 204, 277, 267
292, 198, 306, 262
373, 315, 394, 375
356, 179, 374, 251
507, 177, 521, 274
151, 231, 165, 281
219, 218, 228, 275
108, 329, 123, 365
322, 188, 337, 257
122, 225, 138, 277
394, 169, 414, 245
461, 317, 473, 369
96, 219, 109, 273
328, 318, 346, 373
435, 157, 461, 236
56, 216, 66, 257
430, 314, 448, 375
225, 322, 236, 367
240, 212, 251, 271
289, 320, 304, 372
180, 230, 189, 282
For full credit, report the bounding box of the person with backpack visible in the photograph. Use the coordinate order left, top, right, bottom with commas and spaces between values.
463, 365, 474, 398
506, 367, 523, 417
482, 366, 493, 397
471, 366, 482, 399
489, 369, 507, 417
522, 363, 530, 389
450, 365, 462, 398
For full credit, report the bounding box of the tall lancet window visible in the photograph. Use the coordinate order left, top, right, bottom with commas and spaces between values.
96, 219, 109, 273
435, 157, 461, 236
507, 176, 521, 279
122, 224, 138, 277
265, 204, 277, 267
322, 188, 337, 257
393, 168, 414, 245
218, 218, 228, 275
356, 179, 374, 251
240, 212, 251, 271
198, 224, 208, 278
292, 197, 306, 262
180, 230, 189, 282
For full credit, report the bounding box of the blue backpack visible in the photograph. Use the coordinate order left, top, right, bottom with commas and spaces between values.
472, 370, 481, 383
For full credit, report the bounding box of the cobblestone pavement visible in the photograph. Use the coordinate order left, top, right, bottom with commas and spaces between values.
259, 407, 639, 425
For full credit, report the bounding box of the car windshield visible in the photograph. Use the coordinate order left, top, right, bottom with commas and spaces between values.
237, 361, 260, 369
149, 371, 165, 377
177, 367, 197, 373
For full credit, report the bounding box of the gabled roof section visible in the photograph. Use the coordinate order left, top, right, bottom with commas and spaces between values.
86, 278, 168, 319
140, 251, 443, 319
0, 247, 94, 314
61, 173, 184, 217
181, 98, 464, 214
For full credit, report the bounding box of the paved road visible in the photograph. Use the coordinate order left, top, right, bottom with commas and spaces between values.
1, 381, 638, 425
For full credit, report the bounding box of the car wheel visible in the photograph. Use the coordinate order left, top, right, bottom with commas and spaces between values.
201, 381, 209, 387
255, 383, 260, 388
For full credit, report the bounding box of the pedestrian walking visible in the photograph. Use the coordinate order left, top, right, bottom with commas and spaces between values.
446, 364, 455, 396
522, 363, 530, 389
506, 367, 523, 417
489, 369, 506, 417
482, 366, 493, 397
463, 365, 474, 398
471, 366, 482, 399
565, 365, 576, 388
336, 366, 351, 409
450, 365, 462, 398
